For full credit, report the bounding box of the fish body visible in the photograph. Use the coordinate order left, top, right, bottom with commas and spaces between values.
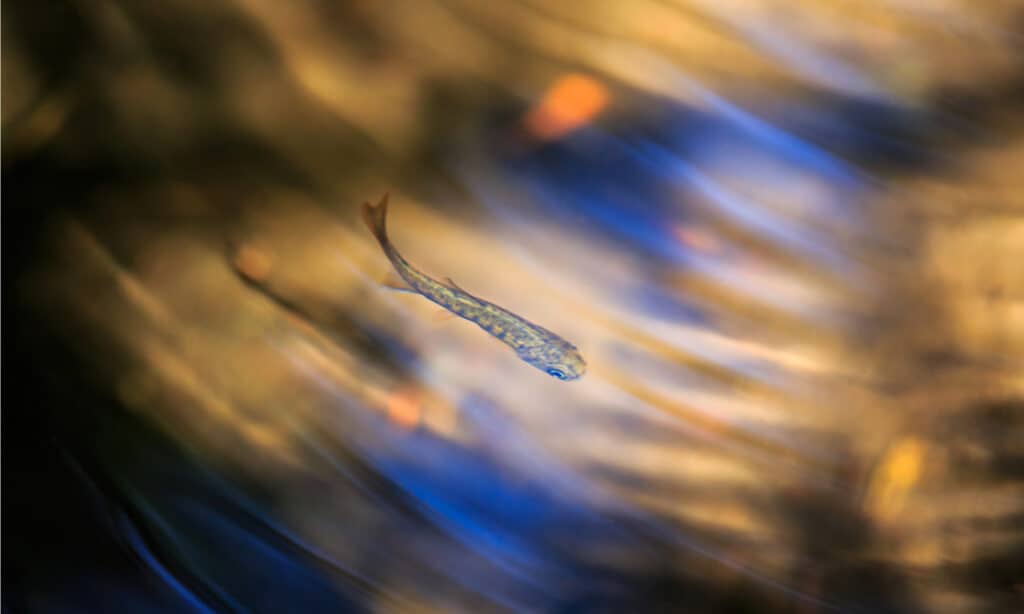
362, 194, 586, 381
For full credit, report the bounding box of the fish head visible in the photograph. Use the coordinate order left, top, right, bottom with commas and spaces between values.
520, 339, 587, 381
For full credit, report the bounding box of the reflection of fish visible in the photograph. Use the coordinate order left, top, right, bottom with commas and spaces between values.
362, 194, 586, 381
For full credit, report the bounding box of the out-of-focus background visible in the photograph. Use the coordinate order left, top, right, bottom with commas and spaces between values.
4, 1, 1024, 612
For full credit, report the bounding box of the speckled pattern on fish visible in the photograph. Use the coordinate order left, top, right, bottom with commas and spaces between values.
362, 193, 586, 381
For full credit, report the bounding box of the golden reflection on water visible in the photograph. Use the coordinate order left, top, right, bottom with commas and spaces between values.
6, 1, 1024, 611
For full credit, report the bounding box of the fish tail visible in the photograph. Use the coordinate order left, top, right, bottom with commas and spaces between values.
361, 192, 390, 246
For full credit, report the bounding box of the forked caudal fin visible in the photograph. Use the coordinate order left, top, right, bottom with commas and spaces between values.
361, 192, 390, 245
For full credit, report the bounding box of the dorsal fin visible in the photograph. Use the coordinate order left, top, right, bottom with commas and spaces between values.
444, 277, 487, 302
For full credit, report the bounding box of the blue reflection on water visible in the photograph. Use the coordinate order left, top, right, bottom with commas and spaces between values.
77, 51, 915, 614
487, 91, 866, 270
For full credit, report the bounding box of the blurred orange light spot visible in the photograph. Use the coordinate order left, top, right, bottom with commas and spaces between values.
387, 387, 421, 430
865, 437, 927, 522
235, 244, 273, 282
523, 74, 608, 141
674, 225, 719, 253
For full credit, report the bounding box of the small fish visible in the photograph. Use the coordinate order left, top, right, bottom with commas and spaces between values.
362, 193, 586, 381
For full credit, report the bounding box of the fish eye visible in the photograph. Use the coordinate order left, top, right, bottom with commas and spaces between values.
546, 368, 566, 380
